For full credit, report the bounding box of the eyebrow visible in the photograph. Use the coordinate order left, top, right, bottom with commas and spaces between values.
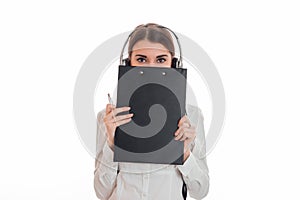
135, 54, 169, 58
135, 54, 147, 58
156, 54, 168, 58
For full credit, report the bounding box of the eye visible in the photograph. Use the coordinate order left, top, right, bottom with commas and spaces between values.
137, 57, 147, 63
157, 58, 166, 63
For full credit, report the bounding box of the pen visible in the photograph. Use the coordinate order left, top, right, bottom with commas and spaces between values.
107, 93, 114, 106
107, 93, 116, 122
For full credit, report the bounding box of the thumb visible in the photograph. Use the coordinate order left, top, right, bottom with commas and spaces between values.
106, 104, 116, 114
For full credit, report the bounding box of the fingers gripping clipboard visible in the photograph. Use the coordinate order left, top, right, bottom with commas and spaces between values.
113, 66, 187, 165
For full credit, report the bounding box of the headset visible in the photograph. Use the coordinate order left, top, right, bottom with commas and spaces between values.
119, 24, 183, 68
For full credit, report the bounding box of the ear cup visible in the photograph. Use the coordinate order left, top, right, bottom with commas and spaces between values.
122, 58, 131, 66
171, 57, 179, 68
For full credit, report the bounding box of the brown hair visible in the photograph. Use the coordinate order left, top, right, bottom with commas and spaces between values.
128, 23, 175, 56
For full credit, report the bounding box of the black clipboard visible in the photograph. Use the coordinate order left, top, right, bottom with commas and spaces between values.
113, 65, 187, 165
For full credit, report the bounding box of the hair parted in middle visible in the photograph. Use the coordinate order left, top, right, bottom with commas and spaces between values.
128, 23, 175, 57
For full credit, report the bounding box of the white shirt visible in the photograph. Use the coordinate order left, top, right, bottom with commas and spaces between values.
94, 104, 209, 200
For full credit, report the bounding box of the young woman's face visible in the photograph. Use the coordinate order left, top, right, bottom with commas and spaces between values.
130, 40, 172, 68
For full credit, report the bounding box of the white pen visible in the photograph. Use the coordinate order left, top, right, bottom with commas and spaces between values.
107, 93, 114, 106
107, 93, 116, 122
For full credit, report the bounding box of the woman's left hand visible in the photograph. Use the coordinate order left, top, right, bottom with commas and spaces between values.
174, 115, 196, 162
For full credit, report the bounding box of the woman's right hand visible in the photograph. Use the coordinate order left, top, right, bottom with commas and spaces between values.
103, 104, 133, 150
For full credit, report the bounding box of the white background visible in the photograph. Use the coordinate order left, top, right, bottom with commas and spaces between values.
1, 0, 299, 199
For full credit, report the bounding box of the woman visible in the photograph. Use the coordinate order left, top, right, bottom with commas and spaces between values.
94, 23, 209, 200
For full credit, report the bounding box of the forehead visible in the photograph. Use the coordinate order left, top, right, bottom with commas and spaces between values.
131, 40, 171, 56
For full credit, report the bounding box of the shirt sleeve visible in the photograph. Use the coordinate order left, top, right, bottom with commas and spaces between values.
177, 106, 210, 199
94, 109, 119, 200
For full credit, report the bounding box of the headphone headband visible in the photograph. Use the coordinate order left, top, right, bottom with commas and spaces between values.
119, 24, 183, 68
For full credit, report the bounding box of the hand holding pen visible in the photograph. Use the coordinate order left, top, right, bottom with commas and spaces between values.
103, 93, 134, 150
